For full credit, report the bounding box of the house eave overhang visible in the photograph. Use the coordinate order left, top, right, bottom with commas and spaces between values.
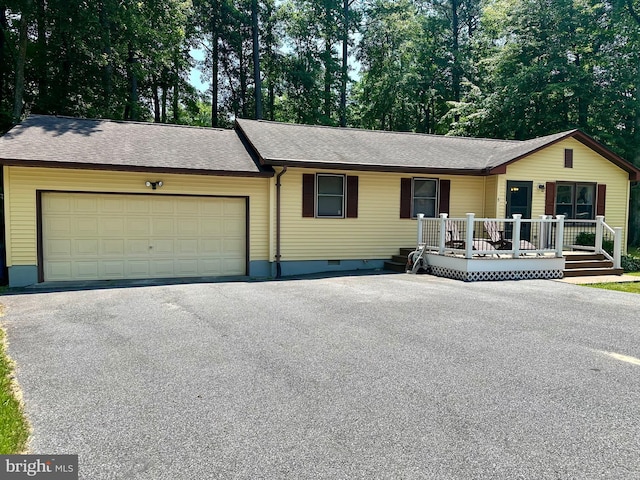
0, 158, 275, 177
261, 157, 487, 176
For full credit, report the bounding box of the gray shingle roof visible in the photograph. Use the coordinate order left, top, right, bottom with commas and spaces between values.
237, 119, 632, 175
236, 118, 533, 172
0, 115, 271, 176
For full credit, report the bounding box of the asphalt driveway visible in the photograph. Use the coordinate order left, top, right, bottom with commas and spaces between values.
2, 274, 640, 479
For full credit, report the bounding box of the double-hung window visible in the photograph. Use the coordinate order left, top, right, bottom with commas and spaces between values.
555, 182, 595, 219
413, 178, 438, 217
316, 174, 345, 218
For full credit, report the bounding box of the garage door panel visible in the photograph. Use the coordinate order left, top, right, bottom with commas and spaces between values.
44, 195, 72, 212
46, 239, 72, 257
152, 197, 176, 214
152, 260, 175, 276
152, 218, 174, 235
75, 217, 99, 235
223, 199, 245, 216
175, 239, 197, 254
101, 197, 125, 213
100, 218, 125, 236
126, 218, 151, 235
45, 217, 71, 235
126, 197, 151, 214
127, 239, 151, 255
176, 259, 198, 275
176, 198, 200, 215
46, 262, 72, 280
200, 259, 222, 275
127, 260, 151, 277
75, 262, 99, 278
102, 239, 125, 255
102, 261, 125, 277
153, 239, 175, 255
178, 218, 200, 235
75, 239, 99, 255
74, 196, 98, 213
42, 193, 246, 281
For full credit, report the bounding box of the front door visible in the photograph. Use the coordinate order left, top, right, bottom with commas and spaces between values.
506, 181, 533, 241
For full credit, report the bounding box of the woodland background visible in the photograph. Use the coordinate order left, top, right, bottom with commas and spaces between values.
2, 0, 640, 243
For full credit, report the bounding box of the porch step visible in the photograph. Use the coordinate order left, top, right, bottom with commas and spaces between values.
383, 260, 408, 273
384, 247, 417, 273
563, 267, 624, 277
562, 252, 622, 277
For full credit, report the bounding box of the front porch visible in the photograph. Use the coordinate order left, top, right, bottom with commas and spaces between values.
387, 214, 623, 281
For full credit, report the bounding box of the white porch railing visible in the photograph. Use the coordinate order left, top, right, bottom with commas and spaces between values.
411, 213, 622, 272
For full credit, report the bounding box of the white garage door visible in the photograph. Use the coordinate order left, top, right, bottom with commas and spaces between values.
41, 192, 247, 281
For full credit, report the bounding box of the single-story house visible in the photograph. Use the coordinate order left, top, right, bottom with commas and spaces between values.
0, 115, 638, 287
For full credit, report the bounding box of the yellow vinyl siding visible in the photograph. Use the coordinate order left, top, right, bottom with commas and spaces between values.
277, 168, 485, 261
496, 138, 630, 247
484, 176, 498, 218
4, 166, 270, 267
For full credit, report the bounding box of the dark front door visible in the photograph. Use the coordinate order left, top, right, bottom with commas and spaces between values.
506, 180, 533, 241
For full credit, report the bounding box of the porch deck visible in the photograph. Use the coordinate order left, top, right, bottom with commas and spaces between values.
398, 214, 623, 281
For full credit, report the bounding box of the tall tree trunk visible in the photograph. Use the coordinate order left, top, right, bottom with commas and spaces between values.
35, 0, 47, 112
251, 0, 262, 119
211, 29, 219, 127
13, 5, 30, 121
240, 44, 247, 118
152, 77, 160, 123
451, 0, 461, 104
339, 0, 348, 127
268, 79, 274, 121
99, 0, 113, 114
629, 57, 640, 246
161, 84, 167, 123
0, 5, 7, 110
125, 42, 138, 120
323, 2, 332, 121
173, 74, 179, 124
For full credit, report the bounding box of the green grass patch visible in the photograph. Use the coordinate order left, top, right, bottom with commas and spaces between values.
586, 282, 640, 294
0, 312, 30, 454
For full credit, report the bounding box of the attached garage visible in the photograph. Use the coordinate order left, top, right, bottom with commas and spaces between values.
40, 192, 248, 282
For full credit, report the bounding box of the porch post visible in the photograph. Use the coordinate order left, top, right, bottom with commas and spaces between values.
614, 227, 622, 269
465, 213, 474, 259
512, 214, 521, 257
439, 213, 447, 255
417, 213, 424, 247
595, 215, 604, 255
555, 215, 565, 258
539, 215, 547, 249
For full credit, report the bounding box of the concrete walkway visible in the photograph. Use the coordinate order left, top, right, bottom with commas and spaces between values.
558, 274, 640, 284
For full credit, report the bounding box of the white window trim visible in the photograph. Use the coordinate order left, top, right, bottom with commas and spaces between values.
316, 173, 346, 218
412, 177, 439, 218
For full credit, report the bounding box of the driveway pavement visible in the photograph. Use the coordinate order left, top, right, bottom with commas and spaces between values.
2, 274, 640, 479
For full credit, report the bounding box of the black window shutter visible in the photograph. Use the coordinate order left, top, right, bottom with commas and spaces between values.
302, 174, 315, 217
545, 182, 556, 215
346, 176, 358, 218
596, 184, 606, 216
438, 179, 451, 215
400, 178, 412, 218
